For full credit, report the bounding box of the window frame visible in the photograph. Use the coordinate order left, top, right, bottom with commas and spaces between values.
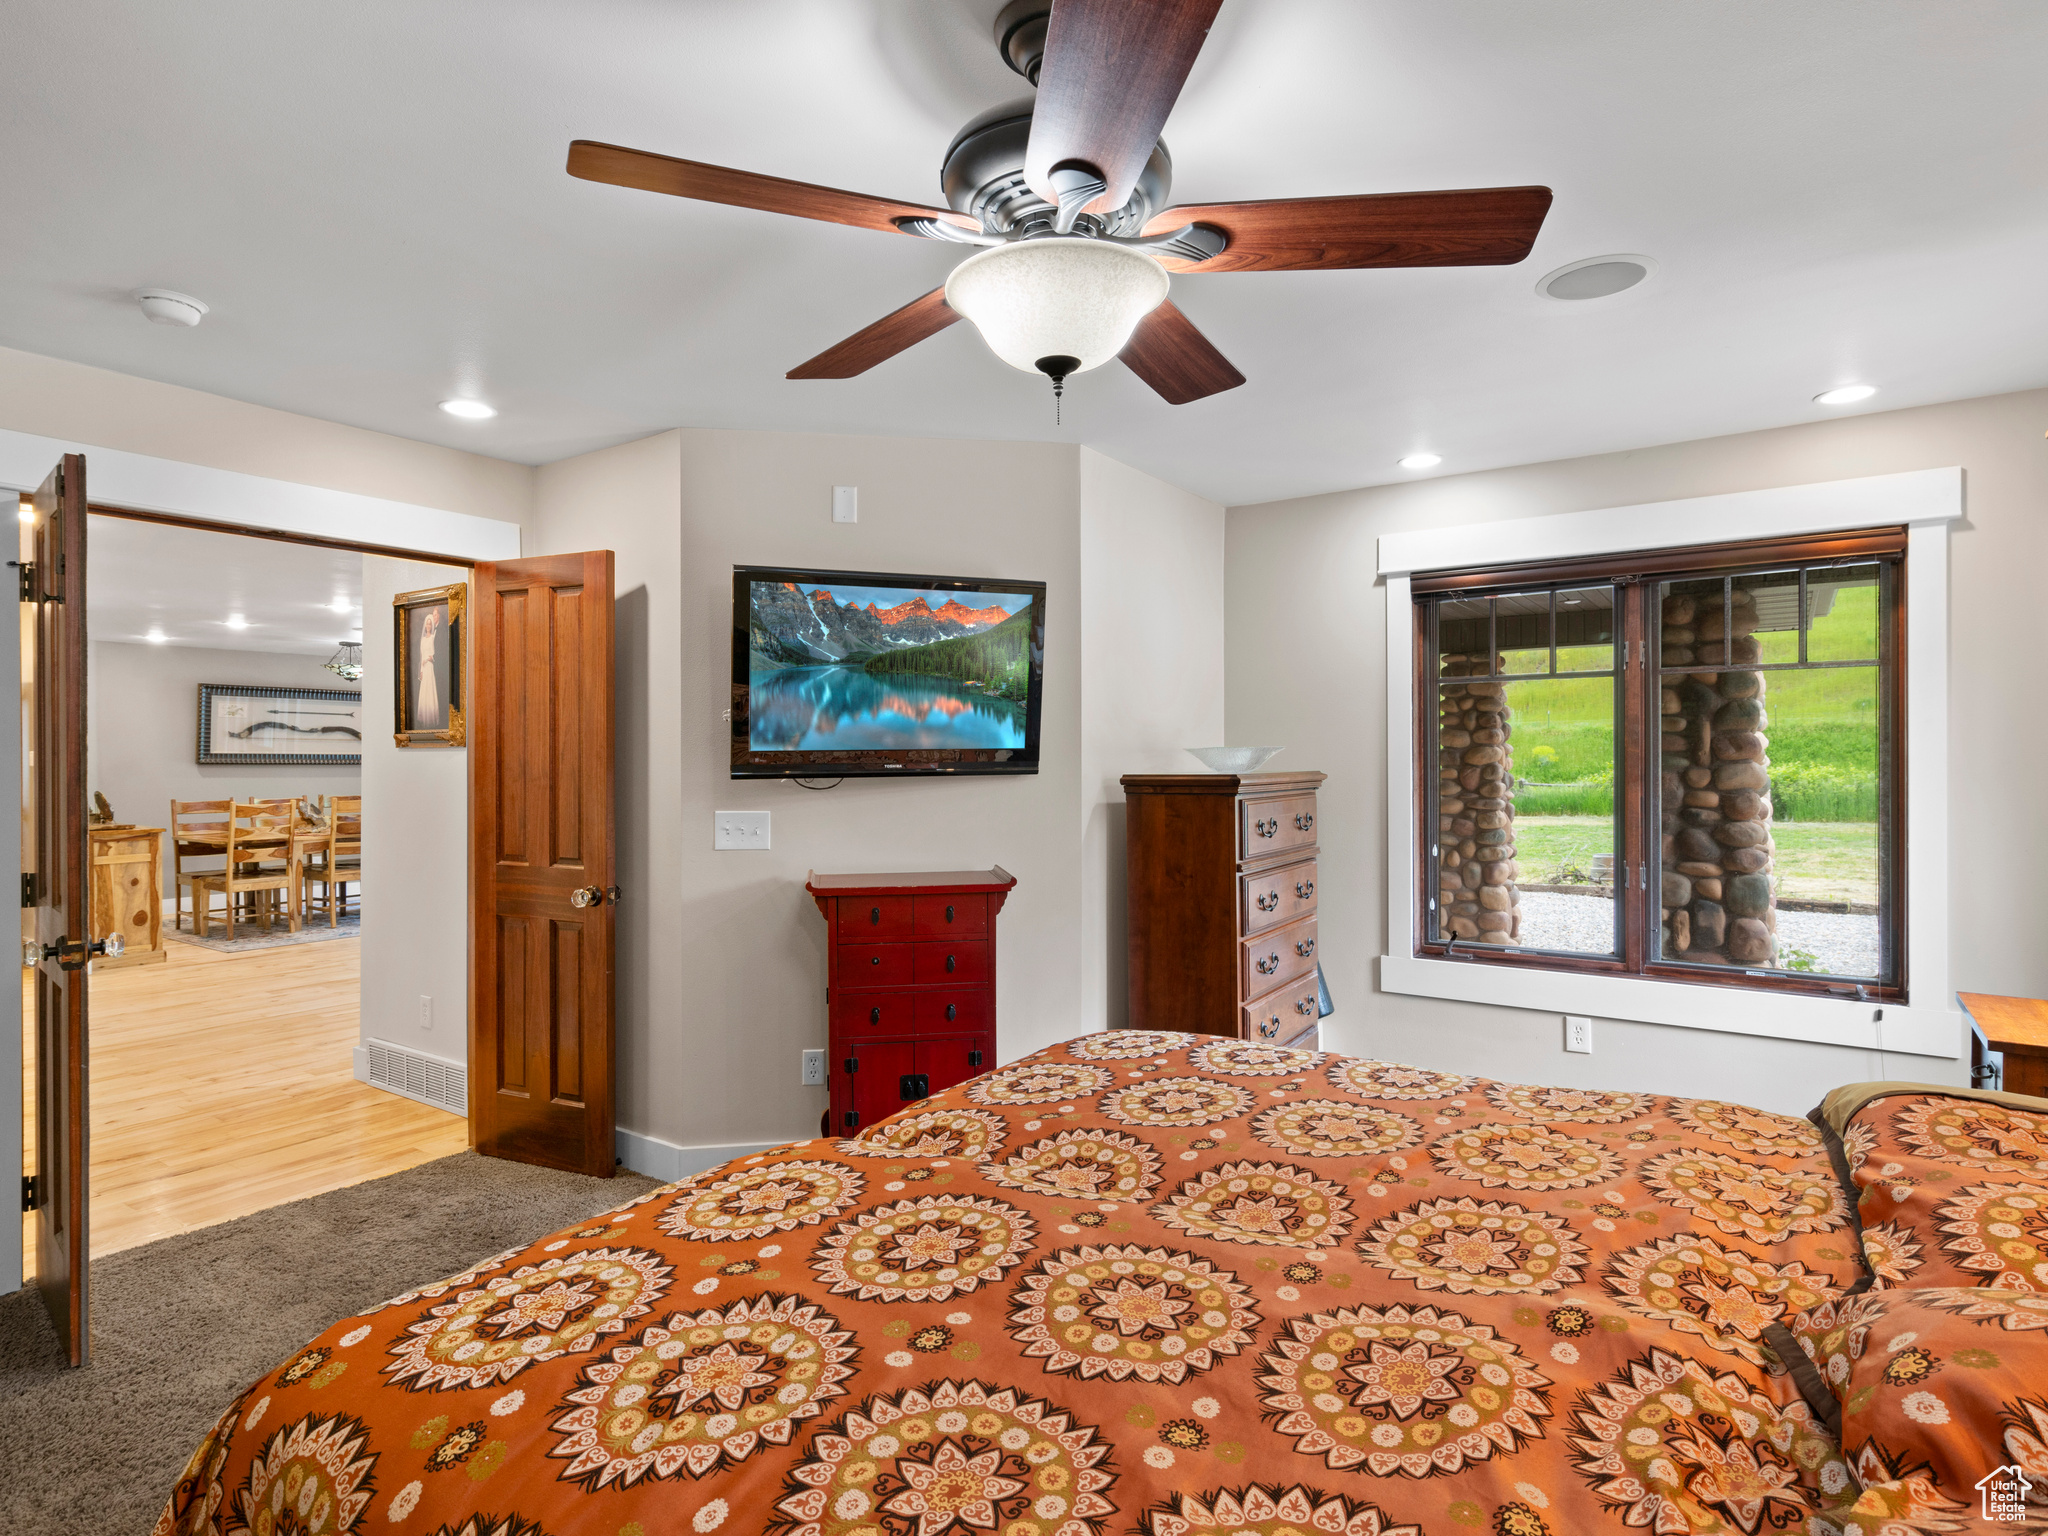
1373, 466, 1960, 1061
1410, 528, 1906, 1001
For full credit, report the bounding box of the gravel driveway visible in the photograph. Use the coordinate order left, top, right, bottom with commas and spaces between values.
1516, 891, 1881, 978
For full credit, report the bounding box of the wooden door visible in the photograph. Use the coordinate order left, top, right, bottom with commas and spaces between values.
470, 552, 617, 1176
27, 453, 90, 1364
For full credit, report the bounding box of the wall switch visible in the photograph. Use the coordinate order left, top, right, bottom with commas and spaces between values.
1564, 1015, 1593, 1053
714, 810, 771, 850
801, 1049, 826, 1087
831, 485, 858, 524
419, 994, 433, 1031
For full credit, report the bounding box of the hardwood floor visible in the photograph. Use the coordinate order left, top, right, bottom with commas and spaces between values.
20, 936, 468, 1268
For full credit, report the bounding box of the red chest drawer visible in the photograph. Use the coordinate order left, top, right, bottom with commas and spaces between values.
838, 943, 913, 989
832, 990, 918, 1034
914, 940, 988, 986
837, 897, 913, 941
914, 894, 988, 938
913, 990, 991, 1034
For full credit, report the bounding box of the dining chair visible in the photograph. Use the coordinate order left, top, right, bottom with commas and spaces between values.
169, 798, 233, 933
187, 801, 299, 936
307, 794, 361, 925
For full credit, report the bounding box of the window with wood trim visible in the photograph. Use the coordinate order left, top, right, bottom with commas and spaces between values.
1414, 528, 1904, 999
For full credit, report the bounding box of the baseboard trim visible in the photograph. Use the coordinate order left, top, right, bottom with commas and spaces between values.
615, 1127, 786, 1183
352, 1045, 369, 1083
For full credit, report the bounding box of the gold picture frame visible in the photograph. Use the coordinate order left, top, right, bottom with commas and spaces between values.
393, 582, 466, 747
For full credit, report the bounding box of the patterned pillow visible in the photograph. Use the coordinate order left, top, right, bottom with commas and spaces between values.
1774, 1286, 2048, 1529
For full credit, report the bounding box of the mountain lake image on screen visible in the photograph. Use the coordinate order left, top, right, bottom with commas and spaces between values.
737, 569, 1044, 771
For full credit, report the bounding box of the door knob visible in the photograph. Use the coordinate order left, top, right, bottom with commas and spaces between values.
92, 933, 124, 958
570, 885, 605, 908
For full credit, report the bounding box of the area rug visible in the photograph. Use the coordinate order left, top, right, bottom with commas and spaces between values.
166, 911, 360, 952
0, 1151, 659, 1535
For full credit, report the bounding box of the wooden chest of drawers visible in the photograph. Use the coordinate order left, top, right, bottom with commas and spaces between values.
1121, 772, 1326, 1044
807, 866, 1015, 1135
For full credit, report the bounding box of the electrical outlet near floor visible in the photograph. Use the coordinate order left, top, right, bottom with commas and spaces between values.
801, 1049, 826, 1087
1564, 1015, 1593, 1053
714, 810, 770, 850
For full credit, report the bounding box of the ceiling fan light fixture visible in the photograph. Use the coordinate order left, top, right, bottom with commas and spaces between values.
943, 237, 1168, 378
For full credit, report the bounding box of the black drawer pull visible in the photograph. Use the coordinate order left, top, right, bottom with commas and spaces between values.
1256, 952, 1280, 975
1296, 879, 1315, 899
1256, 890, 1279, 912
1294, 811, 1314, 831
871, 955, 882, 965
870, 906, 880, 925
1296, 996, 1316, 1015
945, 904, 955, 923
1297, 937, 1316, 957
1254, 817, 1277, 838
945, 953, 957, 973
899, 1072, 930, 1102
945, 1002, 957, 1021
1258, 1014, 1280, 1039
869, 1006, 881, 1024
967, 1049, 982, 1067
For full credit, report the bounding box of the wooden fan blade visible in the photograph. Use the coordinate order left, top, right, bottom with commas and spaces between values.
567, 140, 977, 237
1143, 186, 1554, 273
1025, 0, 1224, 215
1119, 301, 1244, 404
787, 288, 962, 380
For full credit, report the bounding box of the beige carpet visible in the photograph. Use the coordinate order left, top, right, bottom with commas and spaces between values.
0, 1151, 659, 1535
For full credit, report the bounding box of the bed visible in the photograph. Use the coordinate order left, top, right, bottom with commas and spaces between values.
154, 1034, 2048, 1536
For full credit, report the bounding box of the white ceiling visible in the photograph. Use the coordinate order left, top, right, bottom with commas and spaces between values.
5, 2, 2047, 506
86, 514, 363, 656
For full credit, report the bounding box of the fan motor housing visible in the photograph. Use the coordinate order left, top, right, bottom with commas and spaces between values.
941, 97, 1171, 239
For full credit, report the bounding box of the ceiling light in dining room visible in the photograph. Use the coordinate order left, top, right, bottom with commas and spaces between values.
1398, 452, 1443, 470
145, 629, 167, 643
1814, 383, 1877, 405
438, 398, 496, 420
943, 238, 1169, 409
329, 596, 353, 613
225, 613, 248, 629
324, 642, 364, 682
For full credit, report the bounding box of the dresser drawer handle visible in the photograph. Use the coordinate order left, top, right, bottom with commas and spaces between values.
1258, 1014, 1280, 1039
869, 1005, 881, 1023
870, 906, 880, 925
871, 955, 882, 965
1294, 811, 1314, 831
945, 953, 957, 973
1296, 996, 1316, 1015
1254, 817, 1277, 838
1256, 890, 1279, 912
1256, 952, 1280, 975
1296, 937, 1316, 957
1296, 879, 1315, 899
946, 1003, 957, 1021
946, 904, 955, 923
967, 1049, 982, 1067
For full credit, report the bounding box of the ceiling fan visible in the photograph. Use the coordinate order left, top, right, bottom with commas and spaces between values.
567, 0, 1552, 408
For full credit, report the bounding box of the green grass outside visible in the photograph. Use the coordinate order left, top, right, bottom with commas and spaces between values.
1512, 815, 1878, 905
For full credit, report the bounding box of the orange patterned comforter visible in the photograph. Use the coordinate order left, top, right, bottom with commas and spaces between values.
156, 1034, 1873, 1536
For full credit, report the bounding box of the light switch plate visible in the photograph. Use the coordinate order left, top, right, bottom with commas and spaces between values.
419, 994, 432, 1031
1564, 1015, 1593, 1053
832, 485, 858, 523
801, 1049, 826, 1086
715, 810, 771, 850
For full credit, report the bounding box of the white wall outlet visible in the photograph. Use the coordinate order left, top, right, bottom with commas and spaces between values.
831, 485, 858, 524
419, 994, 433, 1031
1564, 1015, 1593, 1053
801, 1049, 826, 1087
714, 810, 771, 850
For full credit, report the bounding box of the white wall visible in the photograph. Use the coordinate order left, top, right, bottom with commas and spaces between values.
89, 642, 362, 893
1079, 447, 1226, 1032
1225, 386, 2048, 1115
530, 430, 1224, 1172
357, 557, 473, 1070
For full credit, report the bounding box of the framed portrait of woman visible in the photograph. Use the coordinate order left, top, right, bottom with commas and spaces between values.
393, 582, 466, 747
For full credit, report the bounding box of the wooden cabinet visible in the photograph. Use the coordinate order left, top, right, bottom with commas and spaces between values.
88, 824, 167, 971
1122, 772, 1325, 1044
808, 867, 1015, 1135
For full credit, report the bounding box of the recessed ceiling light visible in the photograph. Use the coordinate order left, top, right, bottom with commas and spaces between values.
145, 629, 167, 644
225, 614, 249, 629
1398, 452, 1443, 470
439, 398, 496, 420
329, 596, 353, 613
1538, 255, 1655, 301
135, 288, 209, 326
1814, 384, 1877, 406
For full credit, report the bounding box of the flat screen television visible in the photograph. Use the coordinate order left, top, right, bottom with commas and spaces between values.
731, 565, 1046, 778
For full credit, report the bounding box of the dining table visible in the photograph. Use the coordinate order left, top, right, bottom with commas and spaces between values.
176, 811, 334, 933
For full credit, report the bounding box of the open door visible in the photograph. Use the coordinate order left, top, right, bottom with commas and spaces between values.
26, 453, 91, 1364
469, 552, 617, 1176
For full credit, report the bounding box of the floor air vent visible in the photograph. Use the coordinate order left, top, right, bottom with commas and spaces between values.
367, 1039, 467, 1115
